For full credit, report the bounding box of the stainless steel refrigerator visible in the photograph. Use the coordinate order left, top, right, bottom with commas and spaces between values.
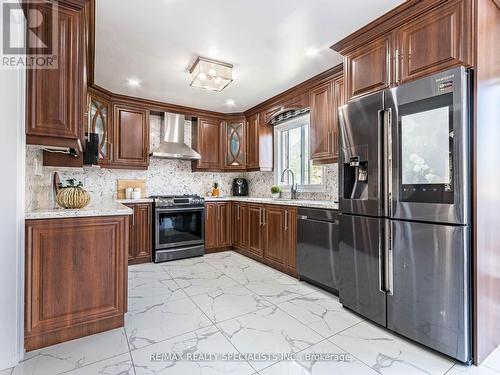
338, 66, 471, 363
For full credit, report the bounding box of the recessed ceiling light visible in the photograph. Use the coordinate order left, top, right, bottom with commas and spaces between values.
225, 99, 236, 106
306, 47, 319, 57
127, 78, 141, 87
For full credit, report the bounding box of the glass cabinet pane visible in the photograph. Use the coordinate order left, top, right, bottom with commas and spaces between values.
88, 96, 110, 161
225, 122, 245, 167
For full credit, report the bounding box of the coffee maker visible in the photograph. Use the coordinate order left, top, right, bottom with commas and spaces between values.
232, 178, 248, 196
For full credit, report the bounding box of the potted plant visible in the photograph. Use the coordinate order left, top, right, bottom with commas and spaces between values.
271, 185, 281, 199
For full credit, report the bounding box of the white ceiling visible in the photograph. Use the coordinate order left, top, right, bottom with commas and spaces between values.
95, 0, 404, 113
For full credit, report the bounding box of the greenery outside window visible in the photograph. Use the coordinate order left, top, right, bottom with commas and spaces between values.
274, 114, 325, 192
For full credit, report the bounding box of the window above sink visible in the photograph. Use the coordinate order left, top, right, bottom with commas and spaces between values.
273, 113, 325, 193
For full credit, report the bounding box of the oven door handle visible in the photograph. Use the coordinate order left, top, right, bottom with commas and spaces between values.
156, 207, 204, 213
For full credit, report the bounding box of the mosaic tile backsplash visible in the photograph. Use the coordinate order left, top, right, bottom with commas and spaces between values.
26, 115, 338, 210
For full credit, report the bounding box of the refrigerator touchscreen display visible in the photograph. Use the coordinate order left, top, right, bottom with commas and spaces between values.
399, 93, 454, 204
401, 106, 451, 185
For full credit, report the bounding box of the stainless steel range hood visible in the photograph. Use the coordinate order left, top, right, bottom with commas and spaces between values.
150, 113, 201, 160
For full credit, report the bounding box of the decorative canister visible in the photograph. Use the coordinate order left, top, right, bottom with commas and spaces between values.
211, 182, 220, 197
125, 187, 134, 199
56, 179, 91, 209
131, 188, 141, 199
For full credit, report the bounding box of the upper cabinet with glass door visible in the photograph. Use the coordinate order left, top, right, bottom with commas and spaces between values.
223, 120, 246, 170
88, 91, 112, 165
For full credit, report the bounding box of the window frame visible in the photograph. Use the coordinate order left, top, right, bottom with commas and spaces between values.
273, 114, 326, 193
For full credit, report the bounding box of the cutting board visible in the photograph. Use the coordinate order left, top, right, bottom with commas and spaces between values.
116, 179, 147, 199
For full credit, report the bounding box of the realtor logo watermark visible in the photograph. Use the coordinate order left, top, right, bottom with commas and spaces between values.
1, 0, 58, 69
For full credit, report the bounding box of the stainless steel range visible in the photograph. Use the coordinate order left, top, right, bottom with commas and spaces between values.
151, 195, 205, 263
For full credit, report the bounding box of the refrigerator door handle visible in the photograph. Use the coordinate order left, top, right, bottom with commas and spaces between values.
379, 221, 386, 293
383, 108, 394, 217
384, 219, 394, 296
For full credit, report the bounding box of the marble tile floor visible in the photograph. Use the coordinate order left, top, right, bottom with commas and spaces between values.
6, 251, 500, 375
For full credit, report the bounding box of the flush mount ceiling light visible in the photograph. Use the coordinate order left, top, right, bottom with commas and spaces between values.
189, 57, 233, 92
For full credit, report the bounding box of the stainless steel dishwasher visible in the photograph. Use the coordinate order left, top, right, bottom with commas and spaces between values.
296, 207, 340, 293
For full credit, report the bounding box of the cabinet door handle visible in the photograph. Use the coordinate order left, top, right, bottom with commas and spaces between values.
218, 206, 221, 221
238, 205, 241, 220
284, 210, 288, 231
263, 208, 266, 226
259, 208, 262, 226
132, 211, 135, 226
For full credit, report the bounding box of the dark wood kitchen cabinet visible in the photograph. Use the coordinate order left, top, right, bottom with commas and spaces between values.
26, 0, 88, 149
25, 215, 129, 351
334, 0, 473, 101
222, 120, 246, 170
88, 89, 112, 166
235, 203, 297, 276
204, 202, 232, 251
397, 0, 473, 84
262, 205, 297, 273
344, 33, 394, 101
263, 205, 286, 267
283, 207, 297, 273
247, 204, 265, 257
245, 113, 274, 172
310, 80, 334, 162
309, 73, 344, 164
125, 203, 152, 264
246, 114, 260, 169
217, 202, 232, 247
192, 117, 222, 171
204, 203, 218, 249
232, 202, 248, 250
112, 104, 150, 169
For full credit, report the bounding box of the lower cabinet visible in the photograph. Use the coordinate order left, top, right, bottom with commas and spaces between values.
25, 215, 129, 351
228, 202, 298, 276
247, 204, 265, 257
204, 201, 297, 275
125, 203, 152, 264
263, 205, 287, 267
205, 202, 232, 251
233, 202, 248, 249
261, 205, 297, 274
284, 207, 298, 274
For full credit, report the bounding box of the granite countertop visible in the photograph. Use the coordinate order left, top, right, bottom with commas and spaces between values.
26, 200, 133, 220
116, 198, 154, 204
204, 196, 339, 210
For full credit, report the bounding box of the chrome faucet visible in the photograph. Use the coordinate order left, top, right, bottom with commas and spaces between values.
281, 168, 298, 200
